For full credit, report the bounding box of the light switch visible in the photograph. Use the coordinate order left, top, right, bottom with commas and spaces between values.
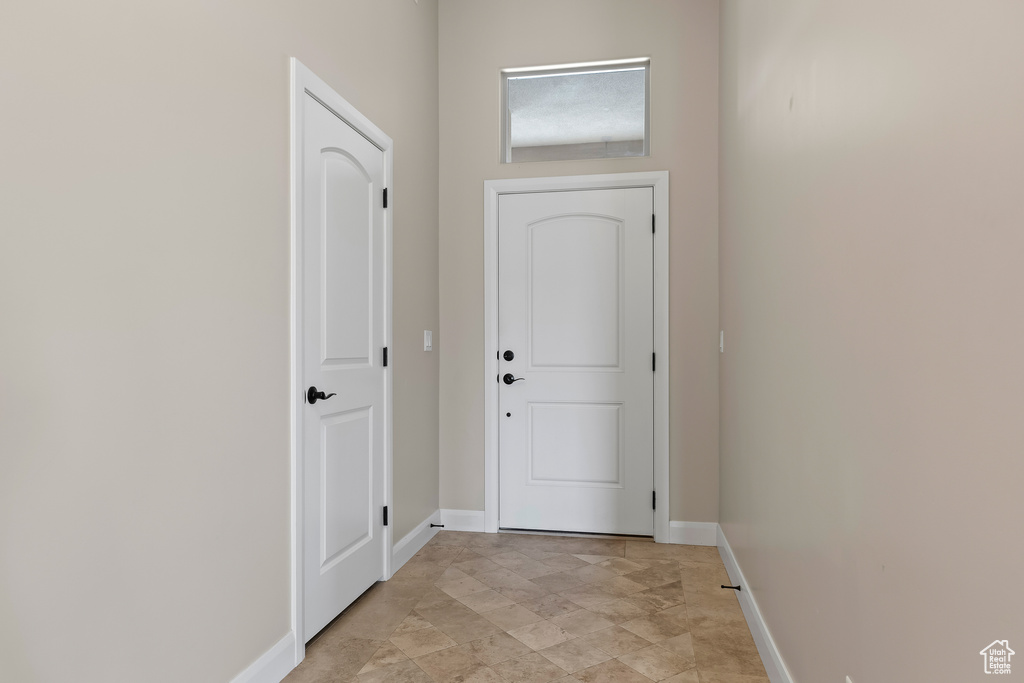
424, 330, 432, 351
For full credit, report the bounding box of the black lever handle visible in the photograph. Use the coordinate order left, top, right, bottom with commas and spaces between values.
502, 373, 525, 385
307, 386, 337, 404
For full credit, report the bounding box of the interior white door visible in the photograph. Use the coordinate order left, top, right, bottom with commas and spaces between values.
302, 94, 386, 639
498, 188, 654, 535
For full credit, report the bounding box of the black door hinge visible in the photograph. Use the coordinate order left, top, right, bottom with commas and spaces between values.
383, 506, 389, 526
383, 347, 388, 367
383, 188, 388, 208
652, 352, 656, 372
652, 214, 655, 233
652, 491, 657, 510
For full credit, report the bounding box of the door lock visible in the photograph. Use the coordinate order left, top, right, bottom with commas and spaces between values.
503, 350, 515, 361
502, 373, 525, 385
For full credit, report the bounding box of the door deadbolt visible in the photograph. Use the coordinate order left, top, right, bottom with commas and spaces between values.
503, 350, 515, 361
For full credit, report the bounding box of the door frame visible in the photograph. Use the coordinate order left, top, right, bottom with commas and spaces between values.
483, 172, 670, 543
289, 58, 394, 663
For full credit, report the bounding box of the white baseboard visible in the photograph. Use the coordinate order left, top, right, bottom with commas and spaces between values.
392, 510, 441, 572
717, 526, 794, 683
440, 509, 487, 532
668, 521, 719, 546
230, 631, 295, 683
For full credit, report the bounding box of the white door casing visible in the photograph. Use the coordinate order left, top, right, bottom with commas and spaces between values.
291, 59, 393, 658
498, 188, 654, 535
484, 172, 670, 542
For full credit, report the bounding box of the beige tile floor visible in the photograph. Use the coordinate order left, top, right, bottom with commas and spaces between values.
284, 531, 768, 683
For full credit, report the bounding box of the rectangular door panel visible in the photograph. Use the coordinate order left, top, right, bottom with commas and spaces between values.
529, 216, 623, 370
321, 407, 373, 571
528, 402, 623, 487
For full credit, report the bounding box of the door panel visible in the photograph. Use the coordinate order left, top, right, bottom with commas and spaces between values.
321, 150, 373, 366
529, 216, 622, 370
302, 94, 385, 640
321, 407, 373, 569
529, 402, 623, 486
499, 188, 654, 536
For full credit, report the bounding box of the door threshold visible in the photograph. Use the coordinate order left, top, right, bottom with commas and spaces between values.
498, 527, 654, 541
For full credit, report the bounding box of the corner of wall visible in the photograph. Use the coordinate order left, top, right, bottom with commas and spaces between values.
392, 510, 443, 572
716, 526, 794, 683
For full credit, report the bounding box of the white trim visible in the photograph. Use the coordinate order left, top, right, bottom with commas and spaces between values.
392, 511, 442, 571
229, 632, 296, 683
503, 57, 651, 74
440, 509, 488, 533
668, 521, 718, 546
651, 174, 669, 544
289, 57, 394, 663
288, 57, 301, 669
483, 171, 670, 541
717, 526, 795, 683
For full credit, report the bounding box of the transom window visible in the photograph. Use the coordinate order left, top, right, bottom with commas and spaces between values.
501, 59, 650, 163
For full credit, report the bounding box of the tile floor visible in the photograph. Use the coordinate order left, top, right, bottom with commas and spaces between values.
284, 531, 768, 683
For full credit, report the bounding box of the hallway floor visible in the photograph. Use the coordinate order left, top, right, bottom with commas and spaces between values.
285, 531, 768, 683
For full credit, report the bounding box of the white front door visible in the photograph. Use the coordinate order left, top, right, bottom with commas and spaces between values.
498, 188, 654, 536
301, 93, 387, 639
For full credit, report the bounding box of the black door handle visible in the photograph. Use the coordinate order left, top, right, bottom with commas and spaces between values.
502, 373, 525, 385
307, 386, 337, 404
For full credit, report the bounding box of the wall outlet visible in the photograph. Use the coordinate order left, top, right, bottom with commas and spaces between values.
720, 330, 724, 353
424, 330, 432, 351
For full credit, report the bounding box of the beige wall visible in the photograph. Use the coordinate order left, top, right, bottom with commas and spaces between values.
438, 0, 720, 523
0, 2, 438, 681
719, 1, 1024, 681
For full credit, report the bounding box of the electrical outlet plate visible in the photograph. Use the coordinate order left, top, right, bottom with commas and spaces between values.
846, 676, 854, 683
424, 330, 432, 351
